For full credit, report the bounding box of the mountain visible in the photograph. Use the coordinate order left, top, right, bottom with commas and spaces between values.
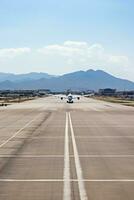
0, 69, 134, 91
0, 72, 54, 82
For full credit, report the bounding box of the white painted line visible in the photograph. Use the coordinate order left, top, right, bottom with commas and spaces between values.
0, 179, 134, 182
63, 112, 71, 200
69, 112, 88, 200
0, 113, 42, 148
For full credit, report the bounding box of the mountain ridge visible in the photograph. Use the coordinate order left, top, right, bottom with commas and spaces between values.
0, 69, 133, 91
0, 72, 55, 82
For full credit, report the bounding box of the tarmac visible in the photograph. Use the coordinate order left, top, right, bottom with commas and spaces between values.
0, 96, 134, 200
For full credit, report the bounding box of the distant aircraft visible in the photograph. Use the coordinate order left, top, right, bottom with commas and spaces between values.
61, 93, 80, 103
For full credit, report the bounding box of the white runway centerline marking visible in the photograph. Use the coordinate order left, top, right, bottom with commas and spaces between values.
69, 112, 88, 200
0, 113, 42, 148
63, 112, 71, 200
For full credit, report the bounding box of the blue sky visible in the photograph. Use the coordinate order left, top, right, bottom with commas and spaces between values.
0, 0, 134, 80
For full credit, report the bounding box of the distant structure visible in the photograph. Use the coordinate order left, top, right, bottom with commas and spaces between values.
116, 91, 134, 99
98, 88, 116, 96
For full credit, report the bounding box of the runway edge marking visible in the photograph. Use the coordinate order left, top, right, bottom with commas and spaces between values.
69, 112, 88, 200
63, 112, 71, 200
0, 113, 42, 148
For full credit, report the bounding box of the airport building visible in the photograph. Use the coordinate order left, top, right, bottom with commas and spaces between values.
98, 88, 116, 96
116, 90, 134, 99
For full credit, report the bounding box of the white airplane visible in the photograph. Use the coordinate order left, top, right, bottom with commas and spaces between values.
61, 93, 80, 103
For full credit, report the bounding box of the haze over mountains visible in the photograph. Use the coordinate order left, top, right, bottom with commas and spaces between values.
0, 70, 134, 91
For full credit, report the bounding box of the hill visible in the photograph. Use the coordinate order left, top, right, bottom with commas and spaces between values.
0, 72, 54, 82
0, 70, 134, 91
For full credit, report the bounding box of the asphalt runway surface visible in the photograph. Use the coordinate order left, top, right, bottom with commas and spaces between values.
0, 96, 134, 200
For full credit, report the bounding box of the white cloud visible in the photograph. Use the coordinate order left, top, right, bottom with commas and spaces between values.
0, 48, 31, 58
63, 41, 88, 48
37, 41, 129, 68
0, 41, 132, 81
0, 42, 128, 69
108, 55, 129, 66
37, 44, 82, 57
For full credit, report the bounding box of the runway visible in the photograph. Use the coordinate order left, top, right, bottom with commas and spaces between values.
0, 96, 134, 200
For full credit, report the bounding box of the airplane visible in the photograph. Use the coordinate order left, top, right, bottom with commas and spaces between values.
61, 93, 80, 103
